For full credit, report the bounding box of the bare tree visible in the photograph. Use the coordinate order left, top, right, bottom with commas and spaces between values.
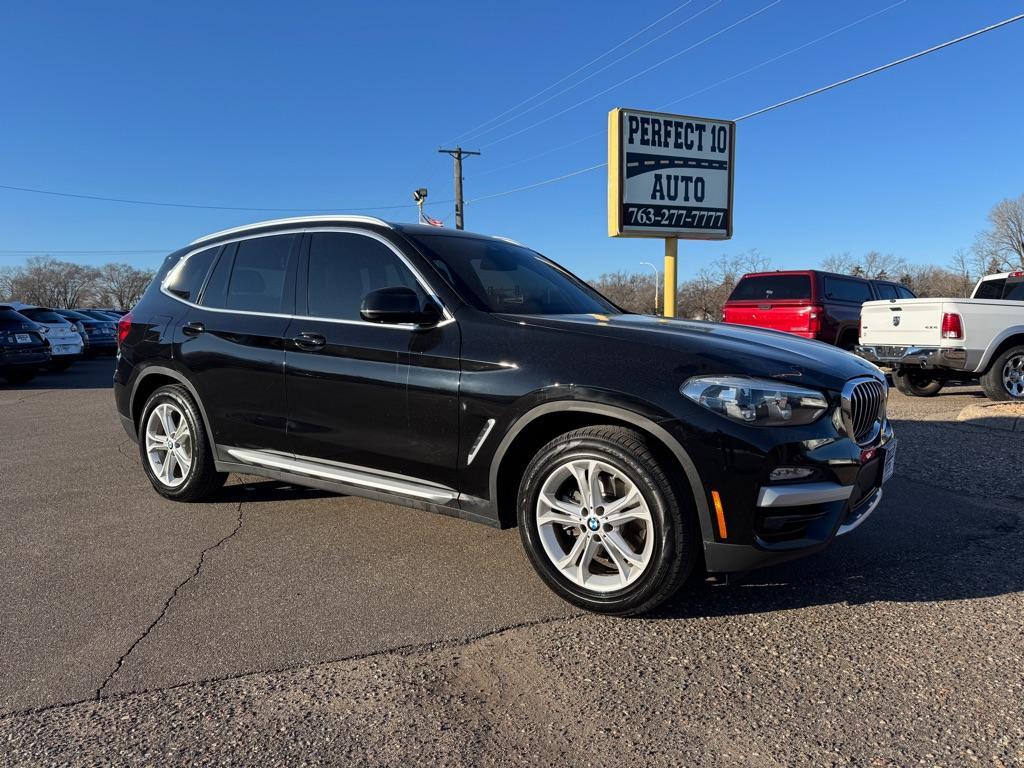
591, 271, 658, 314
1, 257, 100, 308
94, 263, 155, 309
974, 193, 1024, 272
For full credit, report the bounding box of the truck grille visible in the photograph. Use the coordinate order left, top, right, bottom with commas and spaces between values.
842, 377, 886, 445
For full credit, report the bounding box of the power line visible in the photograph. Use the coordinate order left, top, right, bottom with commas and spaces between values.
0, 183, 428, 213
479, 0, 782, 149
0, 249, 169, 254
465, 10, 1024, 205
459, 0, 719, 145
734, 11, 1024, 121
467, 0, 908, 180
449, 0, 700, 144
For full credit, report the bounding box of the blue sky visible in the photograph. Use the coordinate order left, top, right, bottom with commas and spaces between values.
1, 0, 1021, 280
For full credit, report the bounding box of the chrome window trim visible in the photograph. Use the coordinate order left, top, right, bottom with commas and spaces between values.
189, 215, 391, 245
161, 227, 455, 330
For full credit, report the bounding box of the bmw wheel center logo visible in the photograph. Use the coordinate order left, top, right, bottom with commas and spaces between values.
588, 517, 600, 531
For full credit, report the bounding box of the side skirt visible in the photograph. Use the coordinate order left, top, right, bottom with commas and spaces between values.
213, 452, 500, 528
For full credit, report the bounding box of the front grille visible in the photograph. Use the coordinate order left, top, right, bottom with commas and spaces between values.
842, 378, 886, 445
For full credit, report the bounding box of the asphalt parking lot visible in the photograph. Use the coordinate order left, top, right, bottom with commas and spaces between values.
1, 359, 1021, 766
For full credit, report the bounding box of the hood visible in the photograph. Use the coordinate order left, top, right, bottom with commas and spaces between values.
505, 313, 881, 392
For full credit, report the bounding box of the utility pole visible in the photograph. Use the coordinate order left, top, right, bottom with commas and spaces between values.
438, 147, 480, 230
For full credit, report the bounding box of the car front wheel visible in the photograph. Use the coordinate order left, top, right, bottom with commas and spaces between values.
517, 425, 697, 616
139, 384, 227, 501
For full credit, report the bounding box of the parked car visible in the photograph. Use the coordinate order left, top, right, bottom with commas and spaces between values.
723, 270, 916, 349
0, 306, 50, 384
75, 309, 123, 325
54, 309, 119, 355
84, 307, 128, 317
115, 216, 895, 615
0, 303, 84, 370
857, 271, 1024, 400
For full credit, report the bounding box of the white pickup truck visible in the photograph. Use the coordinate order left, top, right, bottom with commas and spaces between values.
855, 271, 1024, 400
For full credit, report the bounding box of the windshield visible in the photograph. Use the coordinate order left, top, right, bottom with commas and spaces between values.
406, 234, 618, 315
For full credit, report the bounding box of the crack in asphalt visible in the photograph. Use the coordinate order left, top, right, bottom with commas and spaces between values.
93, 501, 246, 701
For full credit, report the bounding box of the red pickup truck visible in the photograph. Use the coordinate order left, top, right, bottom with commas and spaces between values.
722, 270, 915, 349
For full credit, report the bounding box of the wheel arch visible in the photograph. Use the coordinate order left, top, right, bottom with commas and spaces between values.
487, 401, 713, 543
130, 365, 215, 446
979, 330, 1024, 373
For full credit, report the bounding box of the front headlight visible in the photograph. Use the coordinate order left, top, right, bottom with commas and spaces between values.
680, 376, 829, 426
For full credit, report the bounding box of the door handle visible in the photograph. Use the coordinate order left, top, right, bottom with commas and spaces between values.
182, 321, 205, 337
292, 332, 326, 350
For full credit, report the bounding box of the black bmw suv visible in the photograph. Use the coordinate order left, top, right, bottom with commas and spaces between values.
115, 216, 895, 615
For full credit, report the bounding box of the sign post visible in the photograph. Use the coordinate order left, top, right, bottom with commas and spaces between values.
608, 108, 735, 317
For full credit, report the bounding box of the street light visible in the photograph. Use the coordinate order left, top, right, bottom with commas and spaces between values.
639, 261, 659, 315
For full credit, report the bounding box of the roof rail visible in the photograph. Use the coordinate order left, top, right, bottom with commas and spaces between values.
189, 215, 392, 245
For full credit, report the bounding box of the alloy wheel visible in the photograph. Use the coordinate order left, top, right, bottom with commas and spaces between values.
535, 459, 654, 593
1003, 353, 1024, 397
145, 402, 193, 488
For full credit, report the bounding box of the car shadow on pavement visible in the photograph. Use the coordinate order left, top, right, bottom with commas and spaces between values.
654, 488, 1022, 620
197, 479, 339, 505
1, 358, 116, 391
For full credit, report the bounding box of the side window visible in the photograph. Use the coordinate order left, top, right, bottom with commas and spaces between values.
165, 246, 219, 301
224, 235, 297, 313
824, 276, 873, 303
306, 232, 426, 320
896, 285, 916, 299
873, 283, 898, 300
200, 243, 235, 308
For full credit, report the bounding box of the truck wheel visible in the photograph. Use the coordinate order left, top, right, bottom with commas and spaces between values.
980, 346, 1024, 401
516, 425, 697, 616
893, 369, 944, 397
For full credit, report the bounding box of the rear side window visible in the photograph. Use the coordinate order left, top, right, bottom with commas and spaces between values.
165, 246, 219, 301
897, 285, 916, 299
224, 235, 298, 313
729, 275, 811, 301
305, 232, 425, 320
873, 283, 898, 300
824, 276, 873, 303
974, 278, 1006, 299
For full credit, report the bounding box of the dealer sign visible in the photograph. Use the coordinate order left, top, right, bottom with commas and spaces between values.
608, 108, 734, 239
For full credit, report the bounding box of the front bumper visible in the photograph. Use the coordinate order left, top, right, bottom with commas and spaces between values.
663, 397, 896, 575
855, 344, 966, 370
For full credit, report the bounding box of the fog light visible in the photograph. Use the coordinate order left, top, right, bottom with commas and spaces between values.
769, 467, 815, 482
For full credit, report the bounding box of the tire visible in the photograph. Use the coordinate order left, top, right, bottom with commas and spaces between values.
980, 345, 1024, 401
517, 425, 697, 616
1, 367, 37, 385
892, 369, 944, 397
138, 384, 227, 501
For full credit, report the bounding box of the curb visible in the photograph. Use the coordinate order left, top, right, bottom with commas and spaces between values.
955, 402, 1024, 432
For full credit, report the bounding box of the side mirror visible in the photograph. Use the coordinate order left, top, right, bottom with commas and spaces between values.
360, 287, 440, 326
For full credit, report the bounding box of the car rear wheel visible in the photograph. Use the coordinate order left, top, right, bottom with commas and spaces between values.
892, 369, 944, 397
139, 384, 226, 501
517, 425, 697, 616
980, 346, 1024, 401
